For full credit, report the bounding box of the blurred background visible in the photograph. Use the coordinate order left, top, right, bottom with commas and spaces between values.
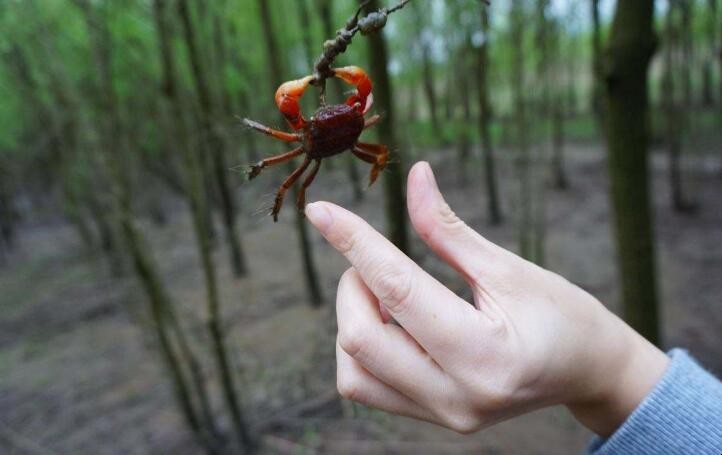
0, 0, 720, 453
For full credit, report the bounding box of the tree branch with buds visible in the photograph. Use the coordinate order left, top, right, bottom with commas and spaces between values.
310, 0, 411, 101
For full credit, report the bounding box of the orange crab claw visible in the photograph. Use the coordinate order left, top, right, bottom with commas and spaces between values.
275, 75, 314, 130
333, 66, 373, 113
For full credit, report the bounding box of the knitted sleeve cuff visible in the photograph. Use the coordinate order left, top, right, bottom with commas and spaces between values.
586, 348, 722, 455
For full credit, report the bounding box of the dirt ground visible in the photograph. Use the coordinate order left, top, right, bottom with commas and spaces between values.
1, 141, 720, 455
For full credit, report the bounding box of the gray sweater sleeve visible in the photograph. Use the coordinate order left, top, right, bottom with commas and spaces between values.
586, 349, 722, 455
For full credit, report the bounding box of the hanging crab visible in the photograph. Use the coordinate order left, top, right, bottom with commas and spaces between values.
242, 66, 387, 222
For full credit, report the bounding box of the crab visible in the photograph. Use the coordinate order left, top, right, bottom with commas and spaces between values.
242, 65, 388, 222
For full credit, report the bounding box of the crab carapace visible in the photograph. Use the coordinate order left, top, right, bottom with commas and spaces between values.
242, 66, 388, 222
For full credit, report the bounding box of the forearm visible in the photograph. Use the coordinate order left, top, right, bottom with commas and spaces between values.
566, 313, 669, 437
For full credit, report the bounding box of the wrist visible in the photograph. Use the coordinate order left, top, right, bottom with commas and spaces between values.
566, 315, 670, 437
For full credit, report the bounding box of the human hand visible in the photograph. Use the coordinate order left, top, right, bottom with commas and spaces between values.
304, 161, 669, 436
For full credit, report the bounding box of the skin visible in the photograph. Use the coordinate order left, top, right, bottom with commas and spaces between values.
304, 161, 670, 437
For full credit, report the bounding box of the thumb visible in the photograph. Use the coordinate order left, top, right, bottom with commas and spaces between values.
407, 162, 505, 285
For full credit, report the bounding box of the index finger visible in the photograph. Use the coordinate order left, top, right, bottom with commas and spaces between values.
305, 201, 478, 363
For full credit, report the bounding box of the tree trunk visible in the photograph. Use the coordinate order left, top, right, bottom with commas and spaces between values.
700, 0, 717, 106
361, 0, 410, 254
716, 0, 722, 178
567, 38, 579, 117
0, 201, 7, 265
532, 0, 551, 266
550, 7, 568, 190
0, 174, 15, 254
79, 1, 220, 451
477, 7, 502, 225
701, 0, 715, 106
174, 0, 256, 450
603, 0, 661, 345
317, 0, 363, 201
87, 192, 125, 276
551, 100, 568, 190
444, 67, 454, 123
153, 0, 244, 447
257, 0, 325, 306
407, 84, 419, 123
701, 62, 713, 107
62, 178, 96, 249
126, 216, 220, 454
679, 1, 693, 110
412, 3, 441, 138
717, 0, 722, 109
7, 40, 108, 259
225, 21, 259, 163
298, 0, 316, 66
456, 34, 472, 187
676, 0, 696, 211
211, 8, 233, 121
178, 0, 247, 278
510, 3, 535, 262
663, 2, 693, 213
23, 29, 101, 251
591, 0, 604, 121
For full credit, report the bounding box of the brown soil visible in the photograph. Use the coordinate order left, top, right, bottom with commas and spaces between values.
1, 143, 720, 454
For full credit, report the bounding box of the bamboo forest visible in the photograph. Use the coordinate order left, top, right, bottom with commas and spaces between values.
0, 0, 720, 454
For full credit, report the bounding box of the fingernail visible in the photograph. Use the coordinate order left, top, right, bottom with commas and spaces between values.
305, 202, 333, 233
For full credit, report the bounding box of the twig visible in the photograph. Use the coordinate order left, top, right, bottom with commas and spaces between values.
309, 0, 489, 103
310, 0, 412, 103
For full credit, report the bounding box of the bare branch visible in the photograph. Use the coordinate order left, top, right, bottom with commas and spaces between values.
309, 0, 489, 101
310, 0, 411, 100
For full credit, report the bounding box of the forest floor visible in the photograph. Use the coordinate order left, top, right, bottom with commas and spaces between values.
1, 140, 721, 455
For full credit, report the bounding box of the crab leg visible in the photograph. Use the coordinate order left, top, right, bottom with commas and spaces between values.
352, 147, 376, 164
247, 146, 304, 180
352, 142, 389, 186
242, 118, 301, 142
364, 114, 381, 130
356, 141, 389, 159
275, 75, 314, 130
272, 157, 311, 222
297, 159, 322, 212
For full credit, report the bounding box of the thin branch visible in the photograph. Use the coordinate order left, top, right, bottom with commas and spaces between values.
310, 0, 412, 101
309, 0, 489, 102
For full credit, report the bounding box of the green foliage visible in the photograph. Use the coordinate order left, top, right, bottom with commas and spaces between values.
0, 0, 718, 162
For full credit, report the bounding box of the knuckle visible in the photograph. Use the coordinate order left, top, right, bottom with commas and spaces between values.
437, 202, 465, 231
337, 324, 366, 359
336, 373, 362, 402
337, 268, 359, 295
478, 385, 510, 414
468, 375, 516, 414
334, 229, 362, 256
441, 409, 482, 435
415, 201, 466, 241
368, 263, 413, 312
